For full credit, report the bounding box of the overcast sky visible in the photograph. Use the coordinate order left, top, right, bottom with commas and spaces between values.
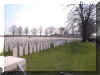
4, 0, 70, 34
4, 0, 99, 34
4, 3, 67, 34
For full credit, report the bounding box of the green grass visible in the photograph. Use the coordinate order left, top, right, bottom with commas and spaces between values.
1, 44, 12, 56
26, 72, 98, 75
0, 52, 3, 56
22, 42, 96, 71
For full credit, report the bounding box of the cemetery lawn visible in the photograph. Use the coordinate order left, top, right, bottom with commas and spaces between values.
22, 42, 96, 71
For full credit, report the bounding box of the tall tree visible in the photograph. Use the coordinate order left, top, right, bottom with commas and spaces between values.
67, 1, 96, 42
31, 27, 37, 35
24, 27, 29, 35
38, 26, 43, 36
10, 25, 17, 35
17, 26, 23, 35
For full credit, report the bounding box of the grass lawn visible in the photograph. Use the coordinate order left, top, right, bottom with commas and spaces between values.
0, 53, 3, 56
22, 42, 96, 71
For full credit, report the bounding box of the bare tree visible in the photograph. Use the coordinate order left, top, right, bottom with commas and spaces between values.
31, 27, 37, 35
67, 1, 96, 42
24, 27, 29, 35
17, 26, 23, 35
38, 26, 43, 36
9, 25, 17, 35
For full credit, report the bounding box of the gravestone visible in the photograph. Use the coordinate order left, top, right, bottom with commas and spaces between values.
29, 44, 33, 54
33, 44, 37, 53
47, 40, 49, 49
45, 40, 48, 49
19, 46, 23, 56
13, 47, 18, 57
5, 41, 9, 52
53, 41, 55, 47
42, 41, 46, 50
48, 41, 50, 48
40, 41, 43, 50
43, 41, 46, 50
37, 42, 40, 52
25, 43, 28, 55
9, 42, 13, 51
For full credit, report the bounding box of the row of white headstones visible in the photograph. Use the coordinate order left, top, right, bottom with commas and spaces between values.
4, 37, 81, 57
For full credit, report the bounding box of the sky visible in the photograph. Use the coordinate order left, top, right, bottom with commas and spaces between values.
4, 0, 69, 34
4, 4, 67, 34
4, 0, 99, 34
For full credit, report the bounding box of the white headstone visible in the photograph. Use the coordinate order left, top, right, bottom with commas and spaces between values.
29, 44, 33, 54
19, 46, 23, 56
37, 43, 40, 52
48, 41, 50, 48
13, 47, 18, 57
33, 44, 37, 53
25, 43, 28, 55
5, 41, 9, 52
40, 41, 43, 50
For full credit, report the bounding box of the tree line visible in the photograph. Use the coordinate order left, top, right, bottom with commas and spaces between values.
9, 25, 66, 36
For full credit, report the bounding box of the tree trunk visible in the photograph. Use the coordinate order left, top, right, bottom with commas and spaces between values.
81, 24, 88, 42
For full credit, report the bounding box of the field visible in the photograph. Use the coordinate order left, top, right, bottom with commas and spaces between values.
22, 42, 96, 71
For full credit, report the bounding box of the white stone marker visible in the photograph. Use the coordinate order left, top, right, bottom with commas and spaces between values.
40, 41, 43, 50
45, 41, 48, 50
5, 42, 8, 52
13, 47, 18, 57
37, 42, 40, 52
25, 43, 28, 55
19, 46, 23, 56
43, 41, 46, 50
29, 44, 33, 54
48, 41, 50, 48
46, 40, 49, 49
33, 43, 37, 53
53, 41, 56, 48
9, 42, 13, 51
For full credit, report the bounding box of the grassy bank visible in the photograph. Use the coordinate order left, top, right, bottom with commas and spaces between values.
22, 42, 96, 71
